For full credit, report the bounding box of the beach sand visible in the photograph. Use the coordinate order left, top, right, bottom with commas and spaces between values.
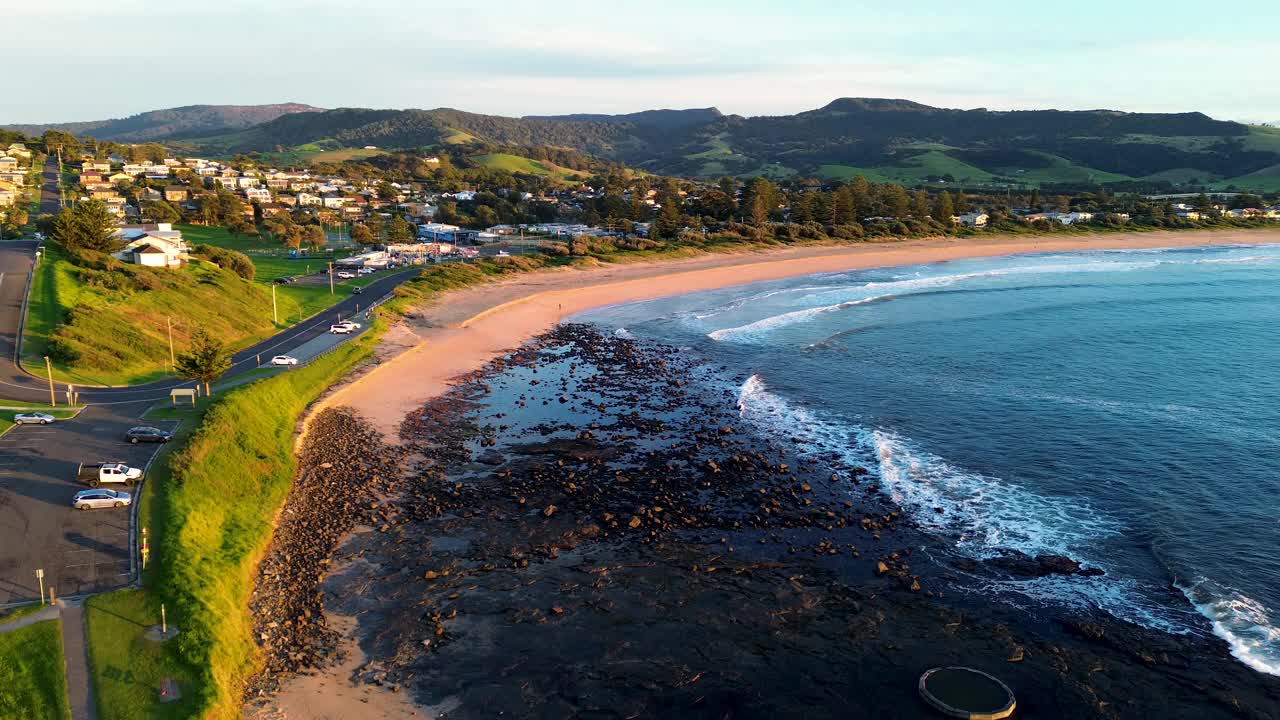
308, 228, 1280, 443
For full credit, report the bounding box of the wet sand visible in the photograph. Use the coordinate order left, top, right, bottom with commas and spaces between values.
305, 229, 1280, 443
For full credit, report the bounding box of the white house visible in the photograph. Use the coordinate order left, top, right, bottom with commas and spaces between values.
0, 157, 19, 172
245, 187, 271, 202
321, 195, 348, 209
951, 211, 989, 227
297, 192, 322, 206
111, 224, 188, 268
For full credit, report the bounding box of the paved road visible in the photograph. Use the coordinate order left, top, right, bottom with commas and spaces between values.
39, 155, 61, 216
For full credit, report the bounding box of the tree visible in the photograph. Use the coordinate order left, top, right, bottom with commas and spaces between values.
885, 184, 911, 219
388, 215, 414, 242
911, 190, 931, 219
7, 207, 29, 228
303, 224, 326, 250
141, 200, 180, 224
351, 224, 374, 245
174, 329, 232, 396
932, 191, 955, 222
50, 200, 117, 252
653, 202, 682, 240
849, 176, 872, 219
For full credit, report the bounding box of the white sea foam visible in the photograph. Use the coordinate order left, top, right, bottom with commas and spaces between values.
706, 261, 1166, 343
612, 327, 633, 339
1178, 579, 1280, 676
736, 375, 1117, 559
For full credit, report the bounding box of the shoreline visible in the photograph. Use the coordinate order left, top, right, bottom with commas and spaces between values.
255, 324, 1280, 719
313, 227, 1280, 442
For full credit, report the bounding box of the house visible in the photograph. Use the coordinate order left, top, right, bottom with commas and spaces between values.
451, 191, 477, 202
951, 211, 989, 227
1176, 210, 1203, 220
121, 164, 147, 176
6, 144, 33, 160
236, 176, 260, 188
0, 172, 26, 186
90, 189, 121, 201
0, 157, 18, 173
321, 195, 348, 209
112, 233, 187, 267
141, 187, 163, 203
0, 188, 15, 207
164, 186, 189, 203
244, 187, 271, 203
82, 160, 111, 173
297, 192, 321, 207
107, 172, 133, 185
1054, 212, 1094, 225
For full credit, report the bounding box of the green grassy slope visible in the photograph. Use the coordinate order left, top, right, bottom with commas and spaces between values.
23, 243, 277, 386
471, 152, 585, 180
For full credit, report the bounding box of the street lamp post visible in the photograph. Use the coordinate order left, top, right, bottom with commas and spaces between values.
43, 356, 56, 407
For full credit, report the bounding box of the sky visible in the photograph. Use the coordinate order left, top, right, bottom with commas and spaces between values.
5, 0, 1279, 124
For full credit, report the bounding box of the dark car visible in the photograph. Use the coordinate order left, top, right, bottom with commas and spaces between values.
125, 426, 172, 444
352, 286, 363, 295
273, 276, 296, 285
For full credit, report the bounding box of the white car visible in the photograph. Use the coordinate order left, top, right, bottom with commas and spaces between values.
72, 489, 131, 510
337, 320, 362, 330
14, 412, 55, 425
336, 271, 356, 279
329, 324, 353, 334
357, 268, 374, 275
270, 355, 299, 366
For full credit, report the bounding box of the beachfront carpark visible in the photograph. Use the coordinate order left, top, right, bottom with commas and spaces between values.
0, 405, 175, 604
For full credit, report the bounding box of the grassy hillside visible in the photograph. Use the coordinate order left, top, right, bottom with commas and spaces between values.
23, 243, 277, 386
471, 152, 586, 180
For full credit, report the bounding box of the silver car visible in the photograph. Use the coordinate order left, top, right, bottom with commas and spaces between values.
14, 412, 55, 425
72, 489, 132, 510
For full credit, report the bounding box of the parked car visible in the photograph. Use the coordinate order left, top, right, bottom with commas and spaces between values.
329, 324, 354, 334
338, 320, 362, 330
273, 276, 297, 285
357, 267, 374, 275
72, 489, 131, 510
336, 271, 355, 279
13, 412, 55, 425
77, 462, 143, 487
125, 426, 172, 444
352, 286, 363, 295
270, 355, 299, 366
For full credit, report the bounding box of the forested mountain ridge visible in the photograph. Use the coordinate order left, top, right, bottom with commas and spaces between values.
14, 99, 1280, 190
5, 103, 323, 143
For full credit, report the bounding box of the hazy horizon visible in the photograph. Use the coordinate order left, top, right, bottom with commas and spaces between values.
6, 0, 1278, 125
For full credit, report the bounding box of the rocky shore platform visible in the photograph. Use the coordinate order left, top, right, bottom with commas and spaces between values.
247, 325, 1280, 719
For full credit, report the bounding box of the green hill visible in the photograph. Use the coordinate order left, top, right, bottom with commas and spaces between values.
95, 98, 1280, 190
471, 152, 586, 179
24, 243, 278, 386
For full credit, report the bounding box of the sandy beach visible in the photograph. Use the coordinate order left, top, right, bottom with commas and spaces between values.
309, 228, 1280, 442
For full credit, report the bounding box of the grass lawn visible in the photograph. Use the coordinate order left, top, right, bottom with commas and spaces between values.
180, 224, 392, 321
0, 619, 71, 720
85, 590, 199, 720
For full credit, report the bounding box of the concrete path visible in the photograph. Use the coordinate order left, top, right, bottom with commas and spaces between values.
59, 598, 97, 720
0, 602, 58, 633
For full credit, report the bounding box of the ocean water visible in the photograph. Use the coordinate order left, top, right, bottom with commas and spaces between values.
575, 244, 1280, 676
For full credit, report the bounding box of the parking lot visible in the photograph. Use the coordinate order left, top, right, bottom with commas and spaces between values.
0, 403, 174, 603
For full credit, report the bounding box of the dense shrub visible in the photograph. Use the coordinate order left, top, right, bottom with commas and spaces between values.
191, 245, 256, 281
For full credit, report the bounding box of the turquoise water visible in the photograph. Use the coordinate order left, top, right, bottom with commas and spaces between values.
576, 244, 1280, 675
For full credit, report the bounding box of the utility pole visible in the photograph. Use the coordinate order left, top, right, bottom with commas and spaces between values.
166, 316, 175, 369
36, 569, 44, 604
271, 284, 278, 324
328, 262, 334, 295
43, 356, 56, 407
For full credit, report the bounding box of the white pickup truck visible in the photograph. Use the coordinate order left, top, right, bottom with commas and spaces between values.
77, 462, 143, 488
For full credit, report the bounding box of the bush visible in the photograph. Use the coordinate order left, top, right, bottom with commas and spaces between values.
45, 335, 81, 364
191, 245, 256, 281
538, 241, 569, 256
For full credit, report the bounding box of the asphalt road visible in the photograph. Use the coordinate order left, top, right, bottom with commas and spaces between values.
39, 155, 61, 216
